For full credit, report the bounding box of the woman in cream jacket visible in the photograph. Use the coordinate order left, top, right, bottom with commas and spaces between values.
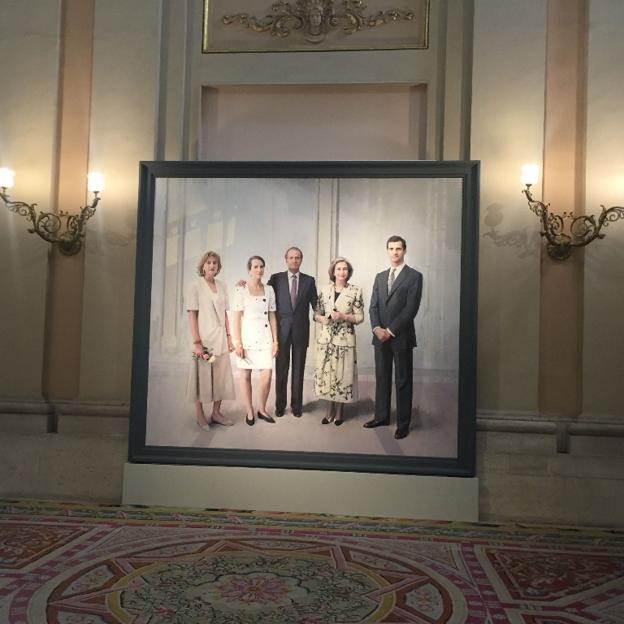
186, 251, 235, 430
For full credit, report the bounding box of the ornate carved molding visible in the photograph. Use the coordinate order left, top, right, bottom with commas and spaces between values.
222, 0, 415, 44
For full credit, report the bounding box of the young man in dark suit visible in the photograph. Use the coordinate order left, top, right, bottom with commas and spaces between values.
365, 235, 423, 439
268, 247, 317, 418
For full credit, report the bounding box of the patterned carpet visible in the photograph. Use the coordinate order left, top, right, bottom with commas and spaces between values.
0, 500, 623, 623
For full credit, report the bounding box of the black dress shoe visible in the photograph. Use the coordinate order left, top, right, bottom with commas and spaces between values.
363, 419, 389, 429
394, 428, 408, 439
257, 411, 276, 423
293, 412, 302, 418
274, 411, 284, 418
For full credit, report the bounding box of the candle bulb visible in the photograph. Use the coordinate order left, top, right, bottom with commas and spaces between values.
521, 163, 539, 186
87, 171, 105, 194
0, 168, 15, 189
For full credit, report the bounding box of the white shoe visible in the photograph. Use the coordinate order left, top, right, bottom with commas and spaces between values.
211, 413, 234, 427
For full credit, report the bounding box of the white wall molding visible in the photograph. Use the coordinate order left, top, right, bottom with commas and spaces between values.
0, 399, 129, 418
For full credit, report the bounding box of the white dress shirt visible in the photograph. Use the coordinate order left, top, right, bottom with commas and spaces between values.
374, 262, 406, 337
387, 262, 406, 291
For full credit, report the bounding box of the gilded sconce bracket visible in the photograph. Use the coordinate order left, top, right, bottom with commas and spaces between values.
1, 187, 101, 256
522, 184, 624, 261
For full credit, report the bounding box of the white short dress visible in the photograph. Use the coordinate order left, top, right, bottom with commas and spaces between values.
232, 284, 276, 370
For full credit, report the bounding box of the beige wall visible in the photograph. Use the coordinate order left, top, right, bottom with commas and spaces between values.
186, 0, 465, 161
0, 0, 61, 399
471, 0, 624, 527
583, 0, 624, 420
471, 0, 545, 413
79, 0, 162, 400
1, 0, 623, 526
472, 0, 624, 421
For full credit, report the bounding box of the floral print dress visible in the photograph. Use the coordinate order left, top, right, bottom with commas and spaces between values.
313, 284, 364, 403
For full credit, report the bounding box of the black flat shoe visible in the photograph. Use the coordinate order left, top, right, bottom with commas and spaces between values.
321, 416, 334, 425
334, 418, 343, 426
257, 411, 276, 423
246, 414, 255, 426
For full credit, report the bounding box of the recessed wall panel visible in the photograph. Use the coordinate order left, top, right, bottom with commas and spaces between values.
200, 85, 426, 161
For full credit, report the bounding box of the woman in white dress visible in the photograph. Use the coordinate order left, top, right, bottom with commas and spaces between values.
313, 257, 364, 425
231, 255, 279, 426
186, 251, 236, 430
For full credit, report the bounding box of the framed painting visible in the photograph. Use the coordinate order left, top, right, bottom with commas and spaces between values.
202, 0, 430, 53
129, 160, 479, 476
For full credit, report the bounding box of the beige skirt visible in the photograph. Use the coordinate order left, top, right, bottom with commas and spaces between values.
186, 352, 235, 403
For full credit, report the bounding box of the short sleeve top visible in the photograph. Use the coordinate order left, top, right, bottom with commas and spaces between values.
232, 284, 276, 349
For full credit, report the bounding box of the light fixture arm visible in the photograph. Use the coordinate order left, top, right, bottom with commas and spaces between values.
522, 184, 624, 261
0, 187, 100, 256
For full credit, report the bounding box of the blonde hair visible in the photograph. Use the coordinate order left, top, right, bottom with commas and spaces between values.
197, 251, 222, 276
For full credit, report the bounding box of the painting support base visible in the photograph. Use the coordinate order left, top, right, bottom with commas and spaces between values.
122, 462, 479, 521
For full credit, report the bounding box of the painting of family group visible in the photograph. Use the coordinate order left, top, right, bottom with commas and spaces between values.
145, 174, 463, 461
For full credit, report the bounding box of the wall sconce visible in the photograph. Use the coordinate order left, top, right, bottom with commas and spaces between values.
0, 168, 104, 256
521, 163, 624, 261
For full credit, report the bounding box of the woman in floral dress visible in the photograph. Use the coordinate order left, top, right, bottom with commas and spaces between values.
313, 257, 364, 425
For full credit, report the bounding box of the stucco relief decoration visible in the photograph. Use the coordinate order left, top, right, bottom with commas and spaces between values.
222, 0, 414, 44
203, 0, 429, 53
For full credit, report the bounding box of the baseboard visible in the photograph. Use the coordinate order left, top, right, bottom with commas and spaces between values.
0, 399, 129, 417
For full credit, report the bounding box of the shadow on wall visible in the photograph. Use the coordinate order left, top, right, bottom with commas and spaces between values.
482, 203, 540, 259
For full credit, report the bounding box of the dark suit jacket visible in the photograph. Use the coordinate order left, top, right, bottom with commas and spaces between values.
369, 265, 423, 350
268, 271, 317, 347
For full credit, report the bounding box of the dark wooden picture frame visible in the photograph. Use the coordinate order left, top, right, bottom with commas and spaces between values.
129, 161, 479, 476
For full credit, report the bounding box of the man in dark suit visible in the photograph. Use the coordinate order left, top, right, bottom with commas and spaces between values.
268, 247, 317, 418
365, 235, 423, 439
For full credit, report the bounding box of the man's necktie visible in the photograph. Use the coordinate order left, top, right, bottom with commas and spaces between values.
388, 268, 396, 291
290, 274, 297, 308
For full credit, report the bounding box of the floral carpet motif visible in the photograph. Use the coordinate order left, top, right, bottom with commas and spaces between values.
0, 500, 623, 623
